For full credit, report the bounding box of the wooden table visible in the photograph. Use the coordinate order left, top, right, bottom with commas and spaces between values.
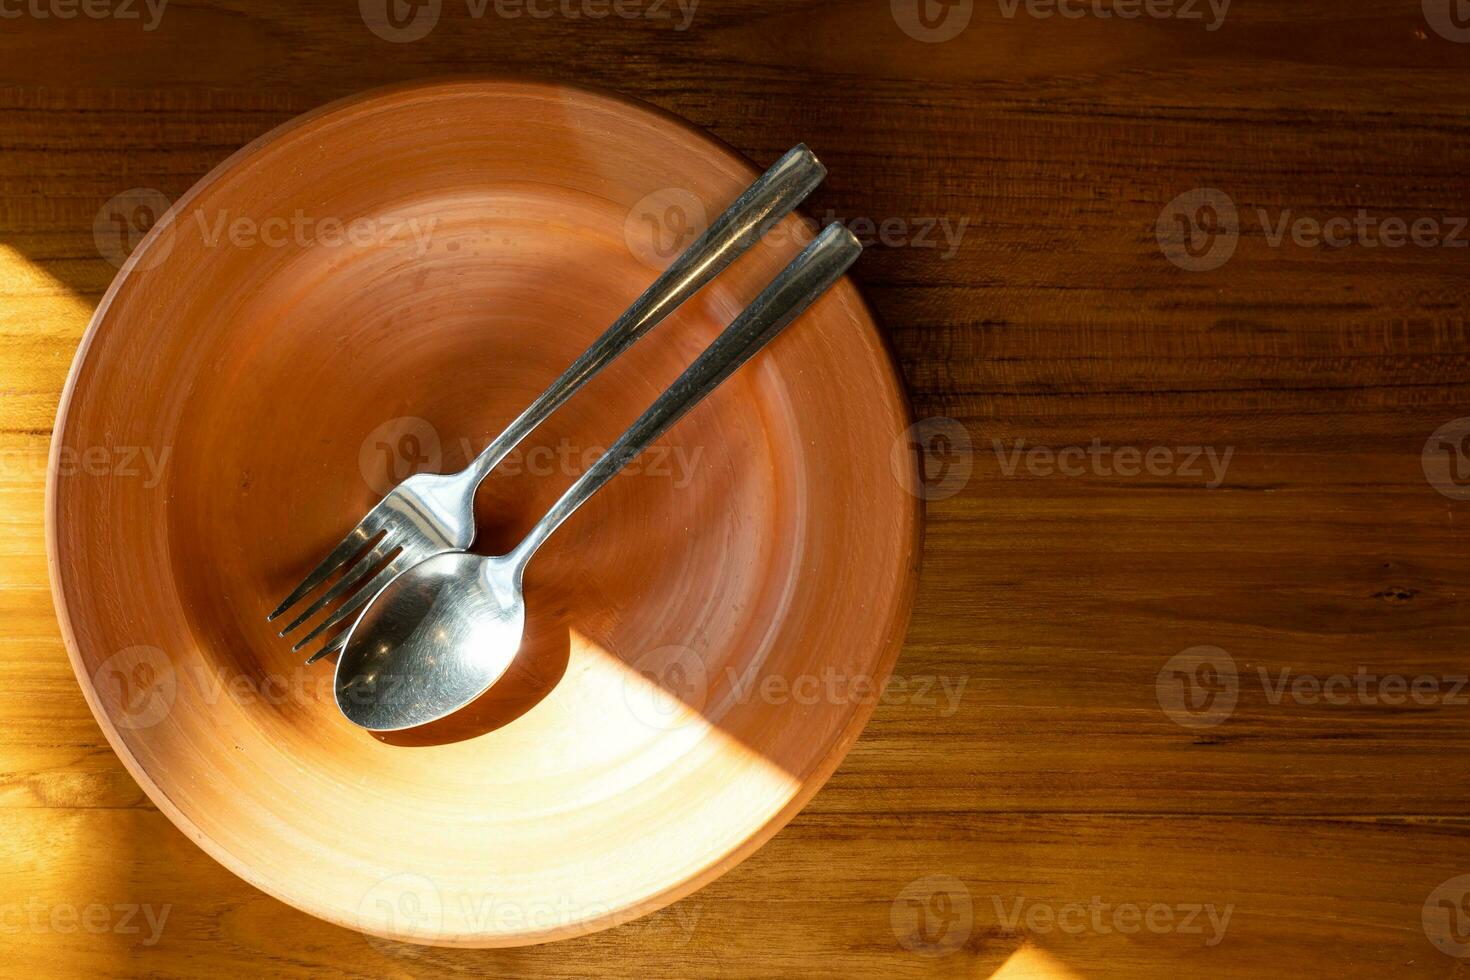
3, 1, 1469, 976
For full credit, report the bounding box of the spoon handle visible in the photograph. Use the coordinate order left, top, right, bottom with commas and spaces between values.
465, 145, 826, 486
510, 222, 863, 566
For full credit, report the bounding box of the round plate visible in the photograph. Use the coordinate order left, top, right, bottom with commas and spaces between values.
48, 79, 921, 947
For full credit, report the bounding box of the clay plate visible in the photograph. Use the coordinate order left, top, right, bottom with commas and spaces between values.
48, 79, 921, 946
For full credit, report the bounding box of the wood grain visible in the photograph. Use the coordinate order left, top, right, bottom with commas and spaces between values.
3, 0, 1470, 975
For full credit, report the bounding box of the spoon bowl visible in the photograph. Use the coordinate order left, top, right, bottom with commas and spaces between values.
336, 551, 525, 731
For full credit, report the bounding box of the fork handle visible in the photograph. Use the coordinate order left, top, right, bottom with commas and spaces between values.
509, 223, 862, 567
466, 145, 826, 485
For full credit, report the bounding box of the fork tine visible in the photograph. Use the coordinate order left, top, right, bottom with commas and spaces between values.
277, 539, 399, 636
290, 553, 407, 655
303, 632, 347, 665
266, 517, 383, 622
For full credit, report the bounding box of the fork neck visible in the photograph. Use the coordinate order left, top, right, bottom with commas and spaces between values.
465, 410, 537, 489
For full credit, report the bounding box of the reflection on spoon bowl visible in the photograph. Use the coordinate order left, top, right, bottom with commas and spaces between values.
335, 552, 524, 731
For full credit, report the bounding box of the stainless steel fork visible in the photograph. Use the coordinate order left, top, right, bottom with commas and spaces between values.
268, 145, 826, 662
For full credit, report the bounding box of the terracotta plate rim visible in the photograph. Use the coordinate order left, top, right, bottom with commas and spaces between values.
45, 76, 925, 946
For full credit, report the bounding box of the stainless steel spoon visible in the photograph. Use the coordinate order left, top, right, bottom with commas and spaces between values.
334, 223, 862, 731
